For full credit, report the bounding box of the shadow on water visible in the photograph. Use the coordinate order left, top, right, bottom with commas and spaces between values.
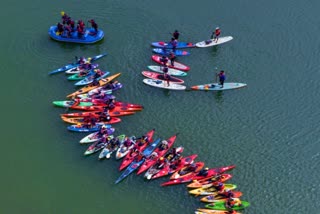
213, 91, 224, 103
210, 46, 219, 57
163, 89, 171, 97
50, 37, 105, 52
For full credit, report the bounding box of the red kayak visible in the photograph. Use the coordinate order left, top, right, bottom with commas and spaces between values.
151, 55, 190, 71
137, 134, 177, 175
69, 105, 143, 112
61, 111, 135, 118
119, 129, 155, 171
79, 99, 143, 109
169, 162, 205, 180
141, 71, 184, 84
60, 115, 121, 125
151, 154, 198, 180
161, 165, 236, 187
187, 174, 233, 189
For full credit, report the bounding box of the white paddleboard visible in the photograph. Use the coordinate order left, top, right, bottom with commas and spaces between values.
147, 66, 187, 77
143, 78, 186, 90
195, 36, 233, 47
191, 82, 247, 91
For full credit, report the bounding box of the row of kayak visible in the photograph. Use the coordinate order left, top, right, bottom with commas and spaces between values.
49, 53, 249, 213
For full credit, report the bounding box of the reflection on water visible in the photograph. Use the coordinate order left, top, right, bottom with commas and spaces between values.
214, 91, 224, 103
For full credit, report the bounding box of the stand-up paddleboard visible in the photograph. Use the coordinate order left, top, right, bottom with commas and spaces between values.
152, 48, 190, 56
147, 66, 187, 77
195, 36, 233, 47
141, 71, 184, 84
151, 41, 195, 49
151, 55, 190, 71
191, 82, 247, 91
143, 78, 186, 90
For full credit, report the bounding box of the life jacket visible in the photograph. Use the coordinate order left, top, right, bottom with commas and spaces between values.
215, 29, 221, 36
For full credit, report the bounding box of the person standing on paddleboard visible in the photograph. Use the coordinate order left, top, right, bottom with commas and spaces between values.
168, 52, 176, 66
169, 38, 178, 52
172, 30, 180, 40
217, 70, 225, 88
213, 27, 221, 43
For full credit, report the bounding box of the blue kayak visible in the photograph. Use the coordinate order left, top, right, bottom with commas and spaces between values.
74, 71, 110, 86
115, 138, 161, 184
152, 48, 190, 56
67, 124, 113, 133
151, 41, 196, 49
49, 53, 107, 75
48, 26, 104, 44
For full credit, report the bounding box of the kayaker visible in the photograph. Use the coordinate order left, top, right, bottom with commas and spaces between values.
172, 30, 180, 40
150, 151, 158, 159
168, 52, 176, 66
216, 70, 225, 88
88, 19, 98, 33
169, 38, 178, 52
197, 167, 209, 176
220, 189, 234, 198
215, 182, 225, 192
109, 137, 120, 150
137, 135, 149, 146
157, 157, 166, 166
158, 140, 169, 151
56, 22, 64, 35
213, 27, 221, 42
78, 56, 86, 64
134, 152, 144, 162
226, 197, 242, 209
123, 137, 135, 147
97, 125, 109, 138
98, 113, 111, 122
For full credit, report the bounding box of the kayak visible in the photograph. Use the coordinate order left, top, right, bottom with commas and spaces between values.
87, 82, 123, 96
196, 209, 242, 214
195, 36, 233, 48
137, 134, 177, 175
65, 64, 98, 74
147, 65, 187, 77
151, 41, 196, 49
151, 55, 190, 71
61, 111, 135, 118
170, 162, 205, 180
115, 136, 137, 160
119, 129, 156, 171
200, 191, 243, 203
79, 131, 111, 144
161, 165, 235, 187
205, 201, 250, 211
74, 71, 110, 86
48, 26, 104, 44
98, 134, 126, 159
152, 48, 190, 56
77, 99, 143, 109
60, 115, 122, 125
187, 174, 233, 189
69, 105, 142, 112
143, 78, 186, 90
142, 71, 184, 84
67, 124, 114, 133
67, 70, 95, 81
191, 83, 247, 91
48, 53, 107, 75
84, 136, 113, 156
188, 184, 237, 196
66, 73, 121, 98
115, 138, 161, 184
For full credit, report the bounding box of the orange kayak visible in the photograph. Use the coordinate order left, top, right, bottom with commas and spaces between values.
60, 115, 121, 125
187, 174, 233, 189
61, 111, 135, 118
69, 105, 142, 112
67, 73, 121, 98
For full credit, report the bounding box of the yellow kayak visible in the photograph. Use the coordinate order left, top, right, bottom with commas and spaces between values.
196, 208, 241, 214
67, 73, 121, 98
189, 184, 237, 196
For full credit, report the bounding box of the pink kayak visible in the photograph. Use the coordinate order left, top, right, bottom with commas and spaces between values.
151, 55, 190, 71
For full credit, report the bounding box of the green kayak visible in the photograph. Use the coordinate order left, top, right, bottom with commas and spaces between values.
205, 201, 250, 211
67, 70, 94, 81
52, 101, 93, 107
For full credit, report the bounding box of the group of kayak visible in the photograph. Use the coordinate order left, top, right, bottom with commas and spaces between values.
142, 30, 247, 92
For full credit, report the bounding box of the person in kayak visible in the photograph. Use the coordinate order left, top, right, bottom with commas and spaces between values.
215, 182, 225, 193
172, 30, 180, 40
96, 125, 109, 138
150, 151, 158, 160
137, 135, 149, 146
212, 27, 221, 43
197, 167, 209, 176
123, 137, 135, 147
157, 157, 166, 167
168, 52, 176, 66
56, 22, 64, 35
98, 112, 111, 122
169, 38, 178, 52
109, 137, 120, 150
226, 197, 242, 209
158, 140, 169, 151
88, 19, 98, 33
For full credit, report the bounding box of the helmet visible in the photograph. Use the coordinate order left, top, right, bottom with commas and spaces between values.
101, 125, 106, 129
88, 57, 92, 61
216, 27, 220, 29
205, 167, 209, 170
218, 182, 223, 186
60, 11, 65, 16
160, 157, 164, 160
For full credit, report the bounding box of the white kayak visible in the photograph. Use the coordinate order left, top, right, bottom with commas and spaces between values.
191, 82, 247, 91
115, 136, 136, 160
195, 36, 233, 48
143, 78, 186, 90
147, 65, 187, 77
80, 132, 101, 144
